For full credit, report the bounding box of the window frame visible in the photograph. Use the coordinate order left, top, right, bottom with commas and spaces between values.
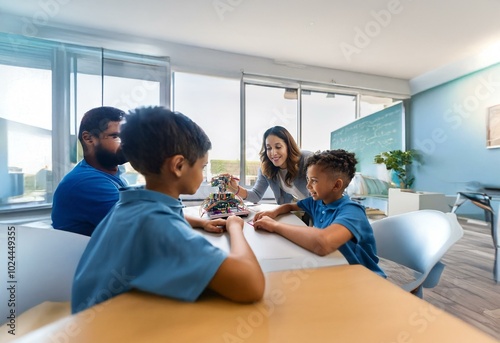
0, 33, 170, 214
239, 73, 405, 188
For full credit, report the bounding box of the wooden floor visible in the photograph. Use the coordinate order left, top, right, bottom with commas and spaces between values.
378, 216, 500, 340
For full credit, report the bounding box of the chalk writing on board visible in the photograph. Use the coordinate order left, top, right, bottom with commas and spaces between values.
330, 102, 403, 174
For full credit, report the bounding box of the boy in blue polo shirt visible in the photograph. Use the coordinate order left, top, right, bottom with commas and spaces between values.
253, 149, 385, 276
72, 107, 265, 313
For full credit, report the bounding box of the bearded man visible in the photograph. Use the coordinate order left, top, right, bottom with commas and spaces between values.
52, 107, 128, 236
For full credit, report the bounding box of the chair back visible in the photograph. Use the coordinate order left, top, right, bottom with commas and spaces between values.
371, 210, 463, 296
0, 226, 90, 324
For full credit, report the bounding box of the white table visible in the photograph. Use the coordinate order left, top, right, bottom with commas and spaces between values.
183, 204, 347, 272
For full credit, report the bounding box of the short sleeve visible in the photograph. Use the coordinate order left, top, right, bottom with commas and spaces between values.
297, 197, 314, 216
129, 215, 228, 301
330, 203, 368, 243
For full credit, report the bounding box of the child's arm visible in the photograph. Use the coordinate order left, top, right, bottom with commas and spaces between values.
208, 215, 265, 303
253, 203, 300, 221
254, 219, 353, 256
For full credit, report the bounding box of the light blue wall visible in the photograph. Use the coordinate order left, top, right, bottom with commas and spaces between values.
410, 63, 500, 217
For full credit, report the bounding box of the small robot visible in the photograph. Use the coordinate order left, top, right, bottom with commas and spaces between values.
200, 175, 250, 219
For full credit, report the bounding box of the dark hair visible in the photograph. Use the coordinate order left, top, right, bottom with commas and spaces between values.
120, 106, 211, 175
306, 149, 357, 184
259, 126, 301, 186
78, 106, 125, 149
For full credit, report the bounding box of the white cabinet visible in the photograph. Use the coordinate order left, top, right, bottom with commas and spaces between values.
388, 188, 448, 216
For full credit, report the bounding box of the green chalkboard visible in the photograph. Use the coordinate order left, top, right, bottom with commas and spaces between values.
330, 102, 404, 174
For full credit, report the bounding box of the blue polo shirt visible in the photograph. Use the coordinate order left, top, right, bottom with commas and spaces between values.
72, 189, 228, 313
297, 195, 385, 277
52, 159, 127, 236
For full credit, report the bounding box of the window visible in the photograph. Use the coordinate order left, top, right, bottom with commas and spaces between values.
239, 75, 401, 193
172, 72, 240, 200
0, 36, 58, 209
301, 91, 356, 152
0, 32, 403, 213
101, 53, 169, 185
244, 84, 298, 186
0, 33, 169, 212
102, 54, 168, 111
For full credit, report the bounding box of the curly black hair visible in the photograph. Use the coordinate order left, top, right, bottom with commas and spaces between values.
305, 149, 357, 181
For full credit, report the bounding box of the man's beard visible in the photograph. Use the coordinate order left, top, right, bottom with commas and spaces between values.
95, 145, 128, 169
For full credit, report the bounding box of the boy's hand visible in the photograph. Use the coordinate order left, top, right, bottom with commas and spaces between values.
202, 218, 226, 233
225, 215, 244, 233
253, 210, 278, 222
253, 216, 278, 233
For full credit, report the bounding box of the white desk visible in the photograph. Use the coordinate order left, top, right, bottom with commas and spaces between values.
183, 204, 347, 272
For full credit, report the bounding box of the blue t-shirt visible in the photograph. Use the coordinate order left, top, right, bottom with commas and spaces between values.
297, 195, 386, 277
51, 159, 126, 236
71, 189, 228, 313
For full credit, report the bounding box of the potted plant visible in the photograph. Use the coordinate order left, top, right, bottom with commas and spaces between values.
373, 150, 416, 189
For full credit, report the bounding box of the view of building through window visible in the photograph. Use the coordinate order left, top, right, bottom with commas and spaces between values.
0, 34, 168, 210
0, 64, 52, 206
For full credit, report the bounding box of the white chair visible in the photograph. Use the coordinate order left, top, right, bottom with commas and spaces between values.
0, 226, 90, 324
371, 210, 464, 298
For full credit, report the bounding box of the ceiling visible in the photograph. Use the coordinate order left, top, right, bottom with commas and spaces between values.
1, 0, 500, 80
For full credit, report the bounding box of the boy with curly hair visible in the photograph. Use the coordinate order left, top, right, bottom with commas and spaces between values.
253, 149, 385, 276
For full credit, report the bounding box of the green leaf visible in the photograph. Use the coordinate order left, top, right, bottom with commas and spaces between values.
373, 150, 417, 189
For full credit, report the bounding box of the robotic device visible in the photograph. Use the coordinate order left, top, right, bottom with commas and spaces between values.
200, 175, 250, 219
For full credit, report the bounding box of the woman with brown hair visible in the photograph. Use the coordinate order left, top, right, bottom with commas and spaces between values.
227, 126, 312, 205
